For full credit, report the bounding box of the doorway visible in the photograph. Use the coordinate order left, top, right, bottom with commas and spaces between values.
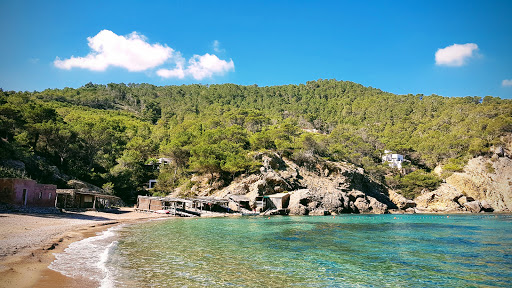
22, 189, 27, 206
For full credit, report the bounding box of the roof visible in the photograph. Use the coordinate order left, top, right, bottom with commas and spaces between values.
57, 189, 120, 199
229, 195, 250, 202
189, 197, 229, 204
265, 192, 290, 198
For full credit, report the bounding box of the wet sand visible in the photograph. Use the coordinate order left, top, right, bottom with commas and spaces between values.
0, 208, 170, 288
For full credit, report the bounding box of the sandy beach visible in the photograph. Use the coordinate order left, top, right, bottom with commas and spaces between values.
0, 208, 169, 288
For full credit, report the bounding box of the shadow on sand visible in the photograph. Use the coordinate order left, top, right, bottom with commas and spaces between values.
0, 207, 129, 221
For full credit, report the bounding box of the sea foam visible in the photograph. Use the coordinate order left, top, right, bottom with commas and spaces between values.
49, 224, 123, 287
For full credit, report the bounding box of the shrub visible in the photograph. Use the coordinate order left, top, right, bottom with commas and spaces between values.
443, 157, 467, 172
398, 170, 442, 199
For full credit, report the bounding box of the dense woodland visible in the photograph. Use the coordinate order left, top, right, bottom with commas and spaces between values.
1, 79, 511, 202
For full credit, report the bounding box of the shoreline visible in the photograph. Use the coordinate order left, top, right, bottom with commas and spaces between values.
0, 208, 171, 288
1, 210, 509, 288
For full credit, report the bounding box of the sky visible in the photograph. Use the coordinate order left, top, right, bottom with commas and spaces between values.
1, 0, 511, 99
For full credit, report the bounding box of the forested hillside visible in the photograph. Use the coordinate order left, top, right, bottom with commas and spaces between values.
1, 79, 511, 202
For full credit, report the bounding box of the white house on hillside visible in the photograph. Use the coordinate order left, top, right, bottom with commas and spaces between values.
382, 150, 404, 169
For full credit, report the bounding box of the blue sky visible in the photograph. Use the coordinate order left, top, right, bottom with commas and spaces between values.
1, 0, 511, 98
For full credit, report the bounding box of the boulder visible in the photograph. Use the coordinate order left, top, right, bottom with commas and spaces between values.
464, 201, 482, 213
389, 190, 416, 210
347, 190, 366, 202
354, 197, 371, 213
369, 196, 388, 214
230, 183, 249, 195
405, 207, 415, 214
456, 196, 474, 206
480, 200, 494, 212
415, 183, 464, 212
322, 191, 350, 214
309, 209, 330, 216
288, 189, 313, 215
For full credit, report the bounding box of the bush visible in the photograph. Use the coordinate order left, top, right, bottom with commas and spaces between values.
0, 166, 28, 179
485, 162, 495, 174
397, 170, 442, 199
443, 157, 467, 172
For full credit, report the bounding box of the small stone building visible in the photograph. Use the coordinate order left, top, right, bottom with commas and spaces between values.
0, 178, 57, 207
136, 195, 187, 212
228, 195, 251, 212
265, 193, 291, 210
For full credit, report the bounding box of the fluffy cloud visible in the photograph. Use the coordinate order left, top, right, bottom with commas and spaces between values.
55, 30, 235, 80
157, 53, 234, 80
503, 79, 512, 87
55, 30, 173, 71
435, 43, 478, 66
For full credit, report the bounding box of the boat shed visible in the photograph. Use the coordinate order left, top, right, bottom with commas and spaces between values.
56, 189, 122, 210
136, 195, 187, 212
265, 193, 290, 210
228, 195, 251, 211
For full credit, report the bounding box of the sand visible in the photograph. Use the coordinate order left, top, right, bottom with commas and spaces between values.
0, 208, 170, 288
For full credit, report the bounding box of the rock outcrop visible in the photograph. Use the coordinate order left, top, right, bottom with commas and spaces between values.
445, 156, 512, 212
213, 153, 396, 215
414, 154, 512, 213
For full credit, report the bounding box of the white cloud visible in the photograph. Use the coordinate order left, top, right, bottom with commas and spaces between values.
212, 40, 224, 53
55, 30, 235, 80
157, 53, 234, 80
435, 43, 478, 66
55, 30, 173, 71
503, 79, 512, 87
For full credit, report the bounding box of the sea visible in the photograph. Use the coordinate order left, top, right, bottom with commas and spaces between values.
49, 214, 512, 287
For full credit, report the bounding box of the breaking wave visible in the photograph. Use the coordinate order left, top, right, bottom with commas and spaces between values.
49, 225, 123, 288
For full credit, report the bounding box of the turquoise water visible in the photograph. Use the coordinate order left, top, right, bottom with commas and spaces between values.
102, 215, 512, 287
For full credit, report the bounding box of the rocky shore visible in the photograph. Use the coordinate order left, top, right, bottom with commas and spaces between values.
413, 155, 512, 213
185, 153, 397, 215
175, 151, 511, 215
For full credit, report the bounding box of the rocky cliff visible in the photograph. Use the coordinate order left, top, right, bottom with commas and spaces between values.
414, 154, 512, 213
200, 153, 397, 215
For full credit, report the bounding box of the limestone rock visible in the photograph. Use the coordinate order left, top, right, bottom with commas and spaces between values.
446, 156, 512, 212
354, 197, 370, 213
309, 209, 330, 216
389, 190, 417, 209
288, 189, 313, 215
405, 207, 415, 214
369, 196, 388, 214
415, 183, 463, 212
480, 200, 494, 212
464, 201, 482, 213
211, 152, 395, 215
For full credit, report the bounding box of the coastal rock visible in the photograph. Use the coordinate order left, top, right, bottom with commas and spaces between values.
456, 196, 474, 206
309, 209, 330, 216
368, 197, 388, 214
288, 189, 313, 215
389, 190, 417, 209
463, 201, 482, 213
445, 156, 512, 212
322, 191, 350, 214
414, 183, 463, 212
347, 190, 366, 202
480, 200, 494, 212
212, 153, 395, 215
354, 197, 370, 213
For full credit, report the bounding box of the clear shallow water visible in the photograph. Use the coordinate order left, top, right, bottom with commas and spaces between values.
52, 215, 512, 287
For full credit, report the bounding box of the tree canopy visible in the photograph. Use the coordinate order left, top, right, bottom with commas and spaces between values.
1, 80, 510, 201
